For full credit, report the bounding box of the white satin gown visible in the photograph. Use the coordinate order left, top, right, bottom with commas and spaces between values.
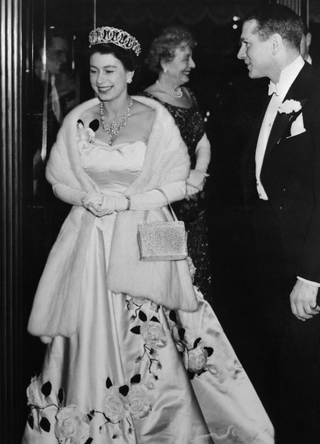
22, 139, 274, 444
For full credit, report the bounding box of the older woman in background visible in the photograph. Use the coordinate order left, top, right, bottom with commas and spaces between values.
140, 25, 212, 301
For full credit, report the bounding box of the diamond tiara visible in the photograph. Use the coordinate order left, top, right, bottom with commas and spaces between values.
89, 26, 141, 56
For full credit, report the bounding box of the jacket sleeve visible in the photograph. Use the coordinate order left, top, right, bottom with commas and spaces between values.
296, 98, 320, 283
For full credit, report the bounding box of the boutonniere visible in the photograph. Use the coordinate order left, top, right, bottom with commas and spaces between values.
278, 99, 302, 115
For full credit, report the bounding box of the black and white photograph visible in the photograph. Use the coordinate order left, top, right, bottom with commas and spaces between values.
2, 0, 320, 443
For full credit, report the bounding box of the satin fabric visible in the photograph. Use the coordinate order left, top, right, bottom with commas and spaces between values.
22, 140, 274, 444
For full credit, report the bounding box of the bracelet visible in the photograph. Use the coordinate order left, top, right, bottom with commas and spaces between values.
125, 195, 131, 211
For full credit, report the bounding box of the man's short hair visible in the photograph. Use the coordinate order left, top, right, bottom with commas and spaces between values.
299, 17, 309, 37
34, 29, 68, 61
244, 4, 303, 51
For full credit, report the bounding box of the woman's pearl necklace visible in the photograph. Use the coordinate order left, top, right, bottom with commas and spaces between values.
156, 80, 183, 99
100, 96, 133, 145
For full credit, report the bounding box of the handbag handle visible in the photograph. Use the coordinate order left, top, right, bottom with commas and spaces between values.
143, 188, 178, 222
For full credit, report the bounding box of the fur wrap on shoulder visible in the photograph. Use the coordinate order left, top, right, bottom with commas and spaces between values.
27, 96, 198, 342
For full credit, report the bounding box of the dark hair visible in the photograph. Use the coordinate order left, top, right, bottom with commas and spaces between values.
34, 29, 69, 60
88, 43, 139, 72
146, 25, 196, 74
244, 4, 302, 51
299, 17, 309, 36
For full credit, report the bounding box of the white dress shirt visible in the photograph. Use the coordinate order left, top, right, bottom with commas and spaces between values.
255, 56, 305, 200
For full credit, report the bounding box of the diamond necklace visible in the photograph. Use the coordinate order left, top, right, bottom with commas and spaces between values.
99, 96, 133, 145
156, 80, 183, 98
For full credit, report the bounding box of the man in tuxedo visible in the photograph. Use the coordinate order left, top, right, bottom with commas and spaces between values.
238, 4, 320, 443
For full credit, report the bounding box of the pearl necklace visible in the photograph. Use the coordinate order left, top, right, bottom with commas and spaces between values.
156, 80, 183, 98
100, 96, 133, 145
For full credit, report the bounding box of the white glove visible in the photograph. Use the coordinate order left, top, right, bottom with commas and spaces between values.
87, 180, 187, 217
195, 132, 211, 173
186, 185, 201, 201
53, 184, 87, 206
186, 169, 209, 190
185, 132, 211, 200
54, 181, 187, 217
129, 180, 187, 210
82, 193, 104, 212
53, 184, 103, 212
85, 194, 126, 217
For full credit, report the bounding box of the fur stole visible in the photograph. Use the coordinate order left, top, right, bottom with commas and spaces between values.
27, 96, 198, 342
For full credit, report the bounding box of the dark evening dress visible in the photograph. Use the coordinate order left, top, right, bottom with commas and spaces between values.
139, 91, 212, 302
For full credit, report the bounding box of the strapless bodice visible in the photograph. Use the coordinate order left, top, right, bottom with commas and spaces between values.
81, 139, 147, 195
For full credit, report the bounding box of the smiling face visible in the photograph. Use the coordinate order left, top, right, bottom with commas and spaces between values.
162, 44, 195, 86
237, 20, 274, 80
89, 52, 132, 101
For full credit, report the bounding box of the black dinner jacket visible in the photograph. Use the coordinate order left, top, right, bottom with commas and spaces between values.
242, 61, 320, 282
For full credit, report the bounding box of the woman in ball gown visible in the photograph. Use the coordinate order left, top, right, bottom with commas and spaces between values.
21, 26, 274, 444
139, 26, 212, 301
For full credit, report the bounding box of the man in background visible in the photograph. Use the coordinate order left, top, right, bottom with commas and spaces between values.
31, 29, 78, 197
25, 29, 79, 293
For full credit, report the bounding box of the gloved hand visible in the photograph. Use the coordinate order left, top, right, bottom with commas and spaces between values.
54, 181, 188, 216
82, 193, 104, 212
53, 184, 103, 213
186, 169, 209, 199
195, 133, 211, 172
86, 195, 127, 217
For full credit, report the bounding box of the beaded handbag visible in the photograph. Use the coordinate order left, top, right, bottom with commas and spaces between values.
137, 189, 188, 261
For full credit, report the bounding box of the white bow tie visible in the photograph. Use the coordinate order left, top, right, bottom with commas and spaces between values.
268, 82, 280, 96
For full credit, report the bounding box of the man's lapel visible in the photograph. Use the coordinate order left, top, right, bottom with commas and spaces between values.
264, 111, 291, 155
264, 63, 310, 157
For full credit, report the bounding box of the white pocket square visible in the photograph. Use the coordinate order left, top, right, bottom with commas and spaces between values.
288, 113, 306, 138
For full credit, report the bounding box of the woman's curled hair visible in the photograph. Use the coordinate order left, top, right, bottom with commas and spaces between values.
146, 25, 196, 73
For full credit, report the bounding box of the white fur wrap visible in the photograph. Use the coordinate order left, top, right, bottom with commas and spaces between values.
27, 96, 198, 342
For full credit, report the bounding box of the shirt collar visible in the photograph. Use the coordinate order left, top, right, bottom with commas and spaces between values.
268, 56, 305, 97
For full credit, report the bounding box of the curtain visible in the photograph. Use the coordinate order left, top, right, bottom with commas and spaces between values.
96, 0, 266, 26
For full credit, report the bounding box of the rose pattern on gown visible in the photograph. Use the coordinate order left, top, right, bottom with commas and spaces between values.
130, 312, 167, 378
126, 296, 216, 381
88, 376, 153, 439
55, 405, 91, 444
25, 372, 155, 442
25, 376, 92, 442
127, 383, 154, 420
101, 383, 130, 424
